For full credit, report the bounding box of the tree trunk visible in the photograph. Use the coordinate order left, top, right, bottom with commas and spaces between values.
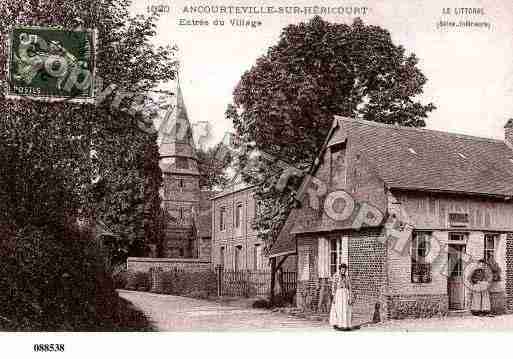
270, 257, 277, 304
278, 267, 284, 295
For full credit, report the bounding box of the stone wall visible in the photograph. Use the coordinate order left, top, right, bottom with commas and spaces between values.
387, 294, 448, 319
127, 257, 211, 273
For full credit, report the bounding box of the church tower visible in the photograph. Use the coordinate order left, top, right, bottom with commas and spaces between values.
158, 77, 201, 258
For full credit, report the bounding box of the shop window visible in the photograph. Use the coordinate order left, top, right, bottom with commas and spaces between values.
411, 231, 432, 283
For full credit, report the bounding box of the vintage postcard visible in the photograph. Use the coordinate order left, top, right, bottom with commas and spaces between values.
1, 0, 513, 357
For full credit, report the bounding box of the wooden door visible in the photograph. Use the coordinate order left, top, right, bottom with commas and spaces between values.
448, 244, 466, 310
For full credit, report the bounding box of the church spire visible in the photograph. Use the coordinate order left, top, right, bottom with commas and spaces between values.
158, 72, 199, 176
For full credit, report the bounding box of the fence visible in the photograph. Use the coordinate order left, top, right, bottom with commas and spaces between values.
217, 268, 296, 297
125, 259, 297, 299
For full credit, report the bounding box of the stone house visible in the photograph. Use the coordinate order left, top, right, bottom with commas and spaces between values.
211, 177, 295, 272
270, 116, 513, 325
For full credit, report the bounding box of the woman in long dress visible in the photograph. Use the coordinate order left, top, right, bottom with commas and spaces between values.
330, 263, 353, 331
470, 260, 491, 316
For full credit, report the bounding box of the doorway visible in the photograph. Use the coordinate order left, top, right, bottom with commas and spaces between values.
447, 243, 466, 310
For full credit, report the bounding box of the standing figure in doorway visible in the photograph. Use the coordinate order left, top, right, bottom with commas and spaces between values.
330, 263, 353, 331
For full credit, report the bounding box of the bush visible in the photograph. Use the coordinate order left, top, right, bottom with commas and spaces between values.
125, 271, 138, 290
124, 268, 217, 299
252, 299, 272, 309
0, 226, 153, 331
272, 290, 296, 308
125, 271, 150, 291
112, 269, 128, 290
159, 269, 217, 299
134, 272, 150, 291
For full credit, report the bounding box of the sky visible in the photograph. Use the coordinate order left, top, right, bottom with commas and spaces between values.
130, 0, 513, 144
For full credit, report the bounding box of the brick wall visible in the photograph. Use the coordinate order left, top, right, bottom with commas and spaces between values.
127, 257, 211, 272
348, 228, 387, 325
506, 233, 513, 312
296, 235, 318, 311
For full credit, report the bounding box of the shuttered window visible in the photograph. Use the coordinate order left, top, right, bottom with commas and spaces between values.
318, 236, 348, 277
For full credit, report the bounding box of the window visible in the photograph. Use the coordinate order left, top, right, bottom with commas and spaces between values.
484, 234, 498, 262
253, 199, 261, 222
219, 207, 226, 231
178, 179, 185, 189
179, 207, 184, 219
235, 203, 243, 228
220, 246, 225, 268
234, 245, 242, 271
329, 237, 348, 276
411, 232, 432, 283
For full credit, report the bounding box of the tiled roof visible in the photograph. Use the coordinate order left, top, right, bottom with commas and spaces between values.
269, 116, 513, 257
158, 78, 200, 175
268, 209, 298, 258
333, 117, 513, 197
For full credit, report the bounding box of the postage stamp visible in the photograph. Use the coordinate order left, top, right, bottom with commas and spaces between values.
5, 25, 96, 102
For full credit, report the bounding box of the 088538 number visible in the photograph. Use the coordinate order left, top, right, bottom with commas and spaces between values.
33, 344, 65, 352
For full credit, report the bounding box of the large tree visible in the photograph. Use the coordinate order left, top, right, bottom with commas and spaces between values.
0, 1, 176, 258
226, 17, 436, 257
0, 0, 177, 330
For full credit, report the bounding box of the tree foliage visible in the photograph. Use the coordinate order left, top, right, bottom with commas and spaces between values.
196, 145, 232, 191
226, 17, 436, 248
0, 0, 176, 329
0, 0, 176, 258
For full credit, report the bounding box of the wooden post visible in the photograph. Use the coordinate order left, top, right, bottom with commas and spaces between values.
216, 265, 223, 297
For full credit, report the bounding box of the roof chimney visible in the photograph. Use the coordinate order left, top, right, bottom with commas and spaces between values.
505, 119, 513, 148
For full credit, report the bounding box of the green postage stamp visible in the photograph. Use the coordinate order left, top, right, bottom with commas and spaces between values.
6, 25, 97, 102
